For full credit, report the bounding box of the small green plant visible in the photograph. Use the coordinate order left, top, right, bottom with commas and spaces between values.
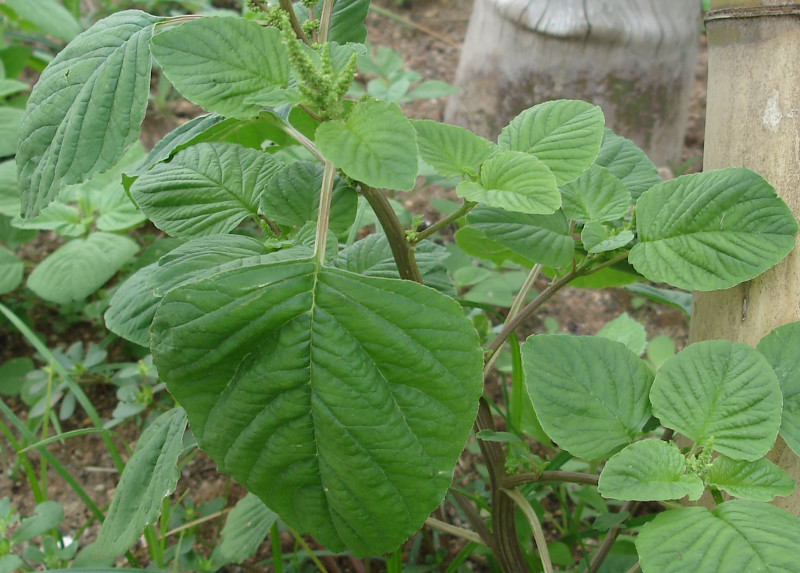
10, 1, 800, 571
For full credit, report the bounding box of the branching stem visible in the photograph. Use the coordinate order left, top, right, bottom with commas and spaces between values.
502, 488, 554, 573
411, 200, 476, 244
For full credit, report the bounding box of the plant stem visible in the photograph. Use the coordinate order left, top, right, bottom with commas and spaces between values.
288, 527, 328, 573
450, 490, 493, 546
318, 0, 336, 43
424, 517, 487, 546
411, 200, 476, 244
502, 488, 554, 573
502, 471, 599, 488
279, 0, 310, 44
271, 521, 284, 573
587, 500, 636, 573
279, 123, 325, 162
359, 184, 422, 283
315, 161, 336, 263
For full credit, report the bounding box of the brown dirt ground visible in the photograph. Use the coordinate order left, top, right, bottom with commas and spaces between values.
1, 0, 705, 570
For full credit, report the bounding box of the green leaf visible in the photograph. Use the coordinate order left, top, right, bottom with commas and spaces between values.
705, 456, 795, 501
598, 439, 703, 501
757, 321, 800, 457
151, 18, 290, 119
0, 357, 34, 396
151, 260, 483, 556
464, 205, 573, 268
315, 100, 418, 190
103, 263, 160, 347
0, 245, 23, 295
463, 270, 527, 307
456, 151, 560, 215
211, 494, 277, 566
11, 501, 63, 545
580, 223, 634, 254
27, 233, 139, 304
0, 79, 30, 99
597, 313, 647, 356
0, 160, 19, 215
303, 0, 369, 44
498, 100, 605, 185
411, 120, 493, 178
0, 107, 23, 157
636, 501, 800, 573
594, 129, 661, 201
94, 407, 187, 559
406, 81, 458, 101
453, 227, 535, 268
17, 10, 159, 218
560, 164, 631, 222
148, 234, 272, 296
521, 335, 654, 459
261, 161, 357, 235
650, 340, 782, 461
4, 0, 80, 42
630, 169, 798, 291
333, 234, 453, 294
11, 202, 85, 237
130, 143, 283, 238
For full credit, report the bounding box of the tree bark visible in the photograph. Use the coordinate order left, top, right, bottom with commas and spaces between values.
445, 0, 700, 165
691, 1, 800, 514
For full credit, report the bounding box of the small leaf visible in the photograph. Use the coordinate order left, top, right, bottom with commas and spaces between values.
454, 227, 535, 268
130, 143, 283, 238
463, 270, 528, 307
27, 233, 139, 304
597, 313, 647, 356
0, 245, 23, 295
650, 340, 782, 461
411, 119, 493, 178
11, 501, 63, 545
0, 160, 19, 215
456, 150, 560, 215
406, 80, 458, 101
151, 261, 483, 556
4, 0, 80, 42
630, 169, 798, 291
465, 205, 573, 268
636, 501, 800, 573
522, 335, 653, 459
0, 107, 23, 158
103, 263, 160, 347
151, 18, 290, 118
315, 100, 418, 190
211, 493, 276, 566
17, 10, 159, 218
705, 455, 795, 501
498, 100, 605, 185
598, 439, 703, 501
757, 321, 800, 457
581, 223, 634, 254
94, 407, 187, 559
594, 129, 660, 200
0, 357, 34, 396
261, 161, 357, 235
560, 164, 631, 222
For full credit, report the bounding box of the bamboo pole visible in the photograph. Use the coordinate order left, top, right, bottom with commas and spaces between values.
691, 0, 800, 514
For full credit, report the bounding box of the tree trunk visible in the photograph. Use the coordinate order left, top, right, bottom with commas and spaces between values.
445, 0, 700, 165
690, 1, 800, 514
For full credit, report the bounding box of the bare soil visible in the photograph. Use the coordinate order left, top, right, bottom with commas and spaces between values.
1, 0, 705, 570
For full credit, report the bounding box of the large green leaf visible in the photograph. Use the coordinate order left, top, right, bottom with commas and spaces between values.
260, 161, 357, 235
757, 321, 800, 457
630, 169, 798, 291
498, 100, 604, 185
17, 10, 159, 218
705, 456, 794, 502
636, 501, 800, 573
453, 227, 535, 268
151, 18, 290, 119
319, 0, 369, 43
411, 119, 494, 178
0, 107, 23, 158
315, 100, 418, 190
464, 205, 573, 268
521, 335, 653, 459
598, 439, 703, 501
94, 407, 187, 559
130, 143, 283, 238
559, 164, 631, 222
456, 151, 560, 215
4, 0, 80, 42
593, 129, 661, 201
27, 233, 139, 304
211, 493, 277, 567
150, 260, 483, 556
104, 263, 161, 347
650, 340, 782, 461
0, 246, 23, 295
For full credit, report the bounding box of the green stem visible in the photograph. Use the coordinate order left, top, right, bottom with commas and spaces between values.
502, 488, 554, 573
278, 123, 325, 162
425, 517, 486, 546
315, 161, 336, 263
271, 521, 284, 573
0, 417, 44, 503
318, 0, 336, 43
502, 471, 599, 489
587, 500, 636, 573
279, 0, 310, 44
508, 332, 524, 432
411, 200, 476, 244
450, 489, 493, 546
288, 527, 328, 572
0, 302, 125, 472
359, 184, 422, 283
